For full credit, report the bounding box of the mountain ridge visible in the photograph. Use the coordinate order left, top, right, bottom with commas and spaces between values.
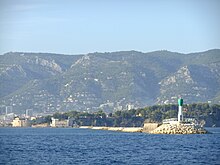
0, 49, 219, 114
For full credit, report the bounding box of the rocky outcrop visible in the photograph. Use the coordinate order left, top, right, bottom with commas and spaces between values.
150, 123, 208, 134
35, 57, 62, 73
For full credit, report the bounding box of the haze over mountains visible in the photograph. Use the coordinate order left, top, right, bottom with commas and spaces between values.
0, 49, 220, 114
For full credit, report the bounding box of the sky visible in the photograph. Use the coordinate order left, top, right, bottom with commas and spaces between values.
0, 0, 220, 55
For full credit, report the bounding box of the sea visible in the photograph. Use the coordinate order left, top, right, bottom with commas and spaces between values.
0, 128, 220, 165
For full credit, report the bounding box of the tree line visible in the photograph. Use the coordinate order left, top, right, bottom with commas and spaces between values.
34, 103, 220, 127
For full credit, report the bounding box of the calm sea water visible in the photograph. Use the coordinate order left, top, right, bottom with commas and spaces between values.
0, 128, 220, 165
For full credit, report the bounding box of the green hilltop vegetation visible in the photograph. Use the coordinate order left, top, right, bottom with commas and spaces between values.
0, 49, 220, 114
35, 103, 220, 127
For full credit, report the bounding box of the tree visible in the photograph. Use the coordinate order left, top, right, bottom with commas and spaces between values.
149, 109, 162, 122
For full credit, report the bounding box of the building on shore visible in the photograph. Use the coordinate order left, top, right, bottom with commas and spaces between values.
50, 117, 67, 127
50, 117, 74, 127
12, 117, 31, 127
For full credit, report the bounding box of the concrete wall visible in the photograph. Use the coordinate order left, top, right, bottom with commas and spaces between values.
143, 123, 161, 133
80, 126, 143, 132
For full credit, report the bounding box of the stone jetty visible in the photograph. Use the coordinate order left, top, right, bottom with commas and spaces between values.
80, 124, 208, 134
80, 126, 143, 132
150, 123, 208, 134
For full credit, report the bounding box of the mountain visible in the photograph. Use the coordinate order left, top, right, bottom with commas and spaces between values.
0, 50, 220, 114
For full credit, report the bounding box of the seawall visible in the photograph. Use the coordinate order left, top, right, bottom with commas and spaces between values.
79, 123, 208, 134
80, 126, 143, 132
142, 123, 161, 133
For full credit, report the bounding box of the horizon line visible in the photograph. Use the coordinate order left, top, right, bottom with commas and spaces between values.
1, 48, 220, 56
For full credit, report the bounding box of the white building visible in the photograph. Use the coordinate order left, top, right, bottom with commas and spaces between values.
50, 117, 69, 127
127, 104, 134, 110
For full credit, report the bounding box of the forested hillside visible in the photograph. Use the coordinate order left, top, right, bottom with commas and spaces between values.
0, 49, 220, 114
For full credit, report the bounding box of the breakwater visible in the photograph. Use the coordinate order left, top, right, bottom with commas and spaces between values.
80, 126, 143, 132
80, 123, 208, 134
150, 123, 208, 134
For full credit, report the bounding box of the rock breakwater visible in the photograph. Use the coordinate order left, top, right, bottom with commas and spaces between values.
80, 124, 208, 134
150, 124, 208, 134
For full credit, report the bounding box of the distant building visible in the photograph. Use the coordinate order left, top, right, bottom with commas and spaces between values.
3, 113, 15, 122
50, 117, 69, 127
12, 117, 31, 127
67, 117, 75, 127
30, 116, 36, 120
50, 117, 76, 127
25, 109, 33, 118
0, 113, 16, 126
6, 106, 13, 115
127, 104, 134, 110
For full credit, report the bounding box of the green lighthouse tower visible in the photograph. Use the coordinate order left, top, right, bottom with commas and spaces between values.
178, 98, 183, 122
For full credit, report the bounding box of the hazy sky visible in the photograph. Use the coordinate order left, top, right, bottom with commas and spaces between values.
0, 0, 219, 55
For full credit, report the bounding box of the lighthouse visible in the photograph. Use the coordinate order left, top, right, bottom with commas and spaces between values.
178, 98, 183, 122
